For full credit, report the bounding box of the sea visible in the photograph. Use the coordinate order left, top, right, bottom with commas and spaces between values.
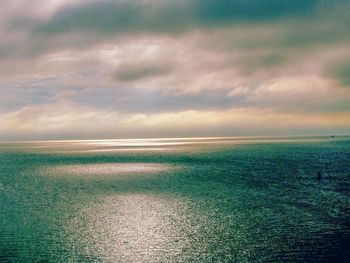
0, 136, 349, 262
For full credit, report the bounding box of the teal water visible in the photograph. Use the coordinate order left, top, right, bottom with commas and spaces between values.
0, 137, 349, 262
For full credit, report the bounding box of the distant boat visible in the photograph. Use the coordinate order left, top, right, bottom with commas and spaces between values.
331, 135, 335, 138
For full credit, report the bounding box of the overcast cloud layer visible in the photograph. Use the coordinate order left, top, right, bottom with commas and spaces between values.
1, 0, 350, 140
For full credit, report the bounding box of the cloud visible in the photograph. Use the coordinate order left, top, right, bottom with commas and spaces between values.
191, 0, 320, 23
325, 59, 350, 87
2, 1, 350, 66
4, 0, 342, 59
1, 0, 350, 139
235, 53, 287, 76
1, 100, 349, 140
113, 60, 174, 82
29, 0, 322, 35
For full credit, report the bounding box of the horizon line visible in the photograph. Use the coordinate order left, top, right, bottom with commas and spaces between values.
1, 134, 348, 144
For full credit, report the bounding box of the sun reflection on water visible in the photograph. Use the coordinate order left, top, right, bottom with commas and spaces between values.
1, 136, 342, 154
43, 161, 188, 261
48, 163, 170, 176
66, 194, 190, 262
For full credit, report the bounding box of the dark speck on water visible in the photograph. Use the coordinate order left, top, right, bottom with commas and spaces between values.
1, 136, 350, 262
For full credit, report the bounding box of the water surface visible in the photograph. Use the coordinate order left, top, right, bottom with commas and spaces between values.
1, 136, 349, 262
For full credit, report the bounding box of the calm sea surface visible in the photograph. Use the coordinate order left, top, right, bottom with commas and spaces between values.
1, 136, 349, 262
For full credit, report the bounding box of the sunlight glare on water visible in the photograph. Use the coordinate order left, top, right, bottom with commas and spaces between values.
66, 194, 190, 262
44, 163, 171, 176
1, 136, 349, 262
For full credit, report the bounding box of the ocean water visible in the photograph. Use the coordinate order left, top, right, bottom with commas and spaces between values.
0, 136, 349, 262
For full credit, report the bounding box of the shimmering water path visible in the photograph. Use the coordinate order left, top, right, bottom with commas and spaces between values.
1, 137, 349, 262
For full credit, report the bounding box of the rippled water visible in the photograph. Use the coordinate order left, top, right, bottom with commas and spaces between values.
1, 136, 349, 262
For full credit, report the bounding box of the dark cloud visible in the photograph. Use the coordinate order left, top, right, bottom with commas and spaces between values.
326, 60, 350, 87
114, 62, 175, 82
192, 0, 320, 23
236, 53, 287, 76
31, 0, 324, 37
3, 0, 349, 61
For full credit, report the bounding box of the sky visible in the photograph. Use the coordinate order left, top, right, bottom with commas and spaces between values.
0, 0, 350, 140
